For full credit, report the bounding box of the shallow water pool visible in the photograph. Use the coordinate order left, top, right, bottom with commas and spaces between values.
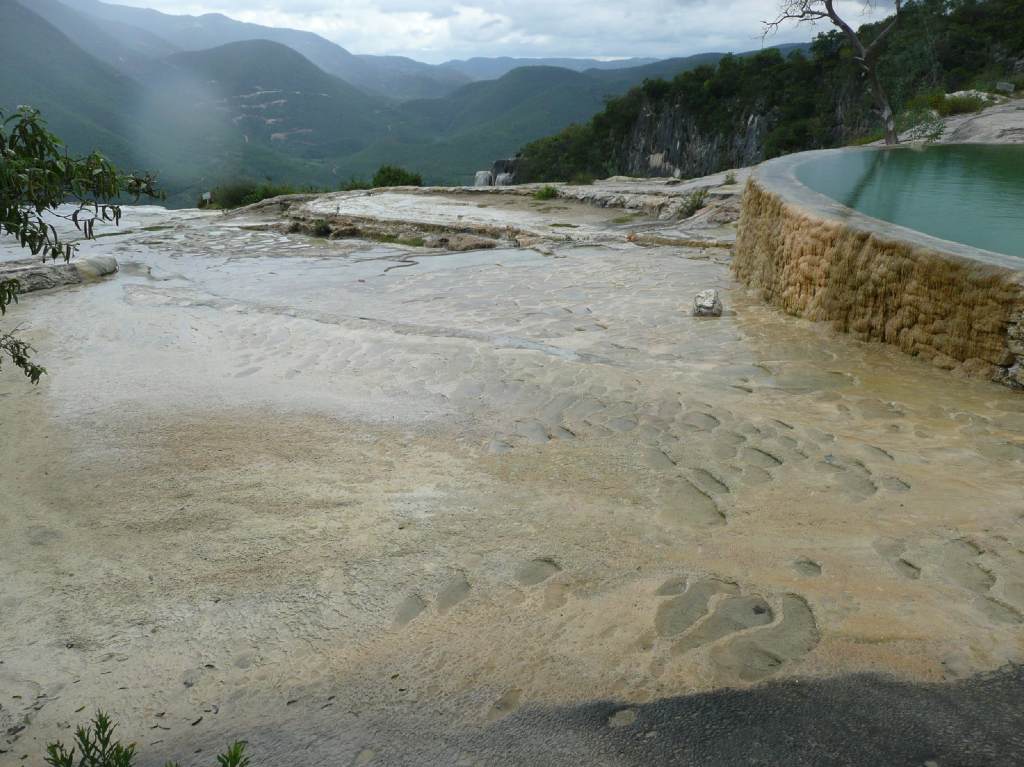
794, 144, 1024, 258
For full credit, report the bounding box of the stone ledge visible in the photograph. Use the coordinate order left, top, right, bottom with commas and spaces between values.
734, 151, 1024, 389
0, 255, 118, 293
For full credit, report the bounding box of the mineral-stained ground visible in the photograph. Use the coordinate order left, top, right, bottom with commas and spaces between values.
2, 178, 1023, 765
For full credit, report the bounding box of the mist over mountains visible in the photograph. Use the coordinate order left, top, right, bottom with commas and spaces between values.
0, 0, 806, 205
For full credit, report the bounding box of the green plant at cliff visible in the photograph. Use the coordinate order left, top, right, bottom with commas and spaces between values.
200, 180, 327, 209
372, 165, 423, 188
45, 712, 250, 767
0, 107, 159, 383
533, 185, 558, 200
679, 188, 709, 218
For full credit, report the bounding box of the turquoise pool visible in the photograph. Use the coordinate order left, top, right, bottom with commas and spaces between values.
794, 144, 1024, 258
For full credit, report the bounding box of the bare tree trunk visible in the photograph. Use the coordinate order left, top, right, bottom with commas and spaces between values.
867, 66, 898, 144
766, 1, 903, 145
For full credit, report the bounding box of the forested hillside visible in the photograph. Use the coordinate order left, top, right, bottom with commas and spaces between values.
516, 0, 1024, 183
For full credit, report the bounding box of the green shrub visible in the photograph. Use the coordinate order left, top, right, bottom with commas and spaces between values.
569, 172, 596, 185
311, 219, 332, 237
723, 171, 737, 185
938, 94, 987, 116
200, 181, 321, 210
340, 177, 372, 191
372, 165, 423, 188
45, 712, 250, 767
849, 132, 884, 146
899, 106, 946, 142
679, 188, 709, 218
533, 185, 558, 201
905, 90, 987, 117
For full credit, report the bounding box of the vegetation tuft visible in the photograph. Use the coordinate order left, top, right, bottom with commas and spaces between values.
533, 185, 559, 201
198, 181, 324, 209
372, 165, 423, 188
680, 188, 709, 218
44, 711, 250, 767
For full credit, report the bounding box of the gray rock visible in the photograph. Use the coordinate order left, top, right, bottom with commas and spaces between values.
424, 233, 498, 252
692, 289, 723, 317
474, 171, 494, 187
995, 81, 1016, 95
0, 256, 118, 293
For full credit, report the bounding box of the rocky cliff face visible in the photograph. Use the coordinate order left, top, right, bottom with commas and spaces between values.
615, 99, 773, 178
611, 86, 871, 179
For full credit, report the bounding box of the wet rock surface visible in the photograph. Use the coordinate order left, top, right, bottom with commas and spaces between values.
1, 186, 1023, 765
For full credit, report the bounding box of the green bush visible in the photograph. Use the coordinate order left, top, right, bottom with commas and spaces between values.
938, 94, 987, 116
849, 132, 884, 146
533, 185, 558, 201
905, 90, 987, 118
45, 712, 250, 767
201, 181, 316, 209
723, 171, 737, 185
339, 177, 372, 191
372, 165, 423, 188
679, 188, 709, 218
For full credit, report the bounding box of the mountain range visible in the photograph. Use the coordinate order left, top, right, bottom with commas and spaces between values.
1, 0, 808, 205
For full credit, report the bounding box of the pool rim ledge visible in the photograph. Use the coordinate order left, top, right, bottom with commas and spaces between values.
734, 146, 1024, 390
748, 145, 1024, 273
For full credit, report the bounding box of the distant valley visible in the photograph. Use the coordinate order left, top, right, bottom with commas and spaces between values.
0, 0, 806, 205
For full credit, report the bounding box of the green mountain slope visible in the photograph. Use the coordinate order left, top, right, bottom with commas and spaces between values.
586, 43, 812, 90
0, 0, 142, 167
58, 0, 470, 100
400, 66, 610, 135
159, 40, 400, 158
20, 0, 178, 75
339, 67, 620, 185
440, 56, 659, 81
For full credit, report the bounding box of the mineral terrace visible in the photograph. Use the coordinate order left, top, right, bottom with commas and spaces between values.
1, 168, 1023, 765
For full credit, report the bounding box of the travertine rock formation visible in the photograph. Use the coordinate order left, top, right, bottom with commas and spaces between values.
734, 179, 1024, 388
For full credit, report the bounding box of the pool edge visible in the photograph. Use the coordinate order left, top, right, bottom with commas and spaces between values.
734, 149, 1024, 390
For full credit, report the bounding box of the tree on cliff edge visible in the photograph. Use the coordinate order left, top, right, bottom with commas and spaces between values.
0, 107, 158, 382
766, 0, 903, 145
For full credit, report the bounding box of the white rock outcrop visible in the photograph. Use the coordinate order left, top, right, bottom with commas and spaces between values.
693, 289, 723, 317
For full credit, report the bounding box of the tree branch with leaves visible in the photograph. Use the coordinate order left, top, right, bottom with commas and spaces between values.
0, 106, 159, 382
765, 0, 903, 144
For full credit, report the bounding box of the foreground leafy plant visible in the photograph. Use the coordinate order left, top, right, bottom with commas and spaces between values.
0, 107, 159, 382
45, 712, 250, 767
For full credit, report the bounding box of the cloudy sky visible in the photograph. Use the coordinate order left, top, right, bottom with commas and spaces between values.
109, 0, 894, 63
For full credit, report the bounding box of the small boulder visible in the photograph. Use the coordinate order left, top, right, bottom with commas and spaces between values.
995, 81, 1016, 95
693, 289, 723, 317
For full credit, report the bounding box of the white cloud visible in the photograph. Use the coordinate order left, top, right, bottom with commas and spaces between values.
106, 0, 896, 63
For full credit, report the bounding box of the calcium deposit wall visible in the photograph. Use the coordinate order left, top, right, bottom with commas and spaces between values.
733, 151, 1024, 389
